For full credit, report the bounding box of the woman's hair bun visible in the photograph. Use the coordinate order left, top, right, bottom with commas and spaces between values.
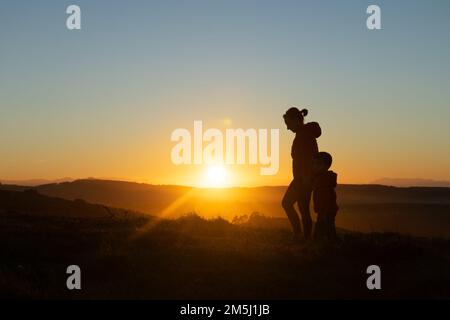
300, 109, 308, 117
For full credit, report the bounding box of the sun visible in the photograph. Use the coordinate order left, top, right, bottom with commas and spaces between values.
203, 165, 228, 188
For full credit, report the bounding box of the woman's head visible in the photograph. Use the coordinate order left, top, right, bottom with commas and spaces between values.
283, 107, 308, 132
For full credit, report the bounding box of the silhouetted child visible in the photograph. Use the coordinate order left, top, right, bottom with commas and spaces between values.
312, 152, 339, 242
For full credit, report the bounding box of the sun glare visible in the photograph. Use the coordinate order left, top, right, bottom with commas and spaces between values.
204, 165, 228, 188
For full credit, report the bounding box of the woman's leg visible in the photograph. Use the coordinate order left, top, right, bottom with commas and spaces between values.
298, 177, 313, 240
282, 180, 302, 236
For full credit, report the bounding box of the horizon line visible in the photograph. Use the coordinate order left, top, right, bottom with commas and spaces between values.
1, 177, 450, 189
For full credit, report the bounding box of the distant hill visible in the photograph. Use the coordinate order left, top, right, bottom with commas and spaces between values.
29, 178, 450, 212
1, 179, 450, 237
372, 178, 450, 188
0, 189, 143, 219
0, 178, 73, 187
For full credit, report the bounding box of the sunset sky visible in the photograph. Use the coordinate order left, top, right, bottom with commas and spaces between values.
1, 0, 450, 187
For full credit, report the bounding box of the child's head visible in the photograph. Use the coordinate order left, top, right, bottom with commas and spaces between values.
313, 151, 333, 174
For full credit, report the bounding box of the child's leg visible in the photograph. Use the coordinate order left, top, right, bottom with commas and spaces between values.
324, 214, 337, 241
330, 214, 337, 239
313, 214, 326, 241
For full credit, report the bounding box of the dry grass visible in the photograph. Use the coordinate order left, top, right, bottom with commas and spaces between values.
1, 211, 449, 299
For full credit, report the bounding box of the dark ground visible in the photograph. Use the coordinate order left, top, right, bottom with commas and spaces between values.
1, 211, 449, 299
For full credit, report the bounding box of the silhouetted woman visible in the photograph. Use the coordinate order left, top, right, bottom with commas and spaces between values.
282, 107, 321, 240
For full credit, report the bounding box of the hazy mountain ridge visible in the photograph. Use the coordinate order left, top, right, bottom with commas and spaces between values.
371, 178, 450, 188
0, 178, 73, 187
0, 188, 144, 219
3, 178, 450, 206
1, 179, 450, 237
31, 178, 450, 210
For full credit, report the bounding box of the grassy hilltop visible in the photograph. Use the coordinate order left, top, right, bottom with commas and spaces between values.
1, 189, 449, 299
